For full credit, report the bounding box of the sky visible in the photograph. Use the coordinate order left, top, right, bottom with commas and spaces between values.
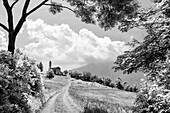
0, 0, 153, 71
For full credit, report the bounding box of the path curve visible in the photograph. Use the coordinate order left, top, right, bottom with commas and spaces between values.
41, 88, 64, 113
62, 79, 77, 113
41, 77, 78, 113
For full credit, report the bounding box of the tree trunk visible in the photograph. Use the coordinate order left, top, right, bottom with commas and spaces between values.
8, 32, 16, 55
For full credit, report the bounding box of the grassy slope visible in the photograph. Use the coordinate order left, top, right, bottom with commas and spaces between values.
43, 76, 69, 100
69, 79, 136, 113
42, 76, 136, 113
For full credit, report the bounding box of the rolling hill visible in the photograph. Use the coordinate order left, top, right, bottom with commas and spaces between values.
72, 62, 144, 85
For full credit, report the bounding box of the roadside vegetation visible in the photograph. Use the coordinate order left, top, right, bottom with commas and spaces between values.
69, 80, 136, 113
46, 69, 55, 79
43, 76, 68, 101
69, 71, 138, 93
0, 49, 44, 113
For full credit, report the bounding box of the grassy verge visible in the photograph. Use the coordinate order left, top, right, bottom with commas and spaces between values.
43, 76, 68, 101
69, 80, 136, 113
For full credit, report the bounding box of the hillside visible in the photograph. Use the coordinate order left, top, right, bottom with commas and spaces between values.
72, 62, 144, 85
40, 76, 136, 113
69, 79, 136, 112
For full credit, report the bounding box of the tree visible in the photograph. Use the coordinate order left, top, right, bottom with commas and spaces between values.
113, 0, 170, 76
112, 0, 170, 112
46, 69, 55, 79
103, 78, 111, 86
114, 0, 170, 74
63, 70, 68, 76
115, 78, 124, 90
49, 60, 52, 69
83, 71, 92, 81
37, 62, 43, 72
0, 0, 139, 54
0, 50, 44, 113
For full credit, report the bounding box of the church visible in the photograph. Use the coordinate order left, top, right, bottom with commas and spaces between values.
49, 61, 63, 75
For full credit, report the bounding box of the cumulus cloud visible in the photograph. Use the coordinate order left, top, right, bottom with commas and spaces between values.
23, 19, 129, 70
0, 31, 7, 50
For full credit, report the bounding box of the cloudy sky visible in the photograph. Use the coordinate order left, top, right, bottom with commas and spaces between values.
0, 0, 152, 70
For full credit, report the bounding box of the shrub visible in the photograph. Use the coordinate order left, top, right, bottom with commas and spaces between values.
46, 69, 55, 79
82, 102, 108, 113
90, 75, 99, 82
115, 78, 124, 90
82, 72, 92, 81
133, 53, 170, 113
124, 85, 131, 91
96, 77, 104, 85
0, 49, 43, 113
63, 70, 68, 76
103, 78, 112, 86
69, 71, 82, 79
133, 81, 170, 113
109, 82, 115, 88
132, 85, 139, 93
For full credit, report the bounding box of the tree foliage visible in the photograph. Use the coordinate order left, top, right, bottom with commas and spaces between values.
37, 62, 43, 72
66, 0, 140, 30
0, 0, 139, 54
113, 0, 170, 74
46, 69, 55, 79
63, 70, 68, 76
112, 0, 170, 112
0, 49, 43, 113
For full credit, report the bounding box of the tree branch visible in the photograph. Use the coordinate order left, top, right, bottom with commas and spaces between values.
14, 0, 31, 36
0, 23, 9, 32
14, 17, 26, 35
26, 0, 49, 16
22, 0, 31, 15
3, 0, 14, 31
44, 4, 75, 13
11, 0, 19, 9
2, 0, 10, 9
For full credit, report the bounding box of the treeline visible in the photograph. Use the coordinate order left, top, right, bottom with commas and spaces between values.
69, 71, 138, 93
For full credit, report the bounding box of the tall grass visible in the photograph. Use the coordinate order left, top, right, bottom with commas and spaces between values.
82, 102, 108, 113
69, 86, 133, 113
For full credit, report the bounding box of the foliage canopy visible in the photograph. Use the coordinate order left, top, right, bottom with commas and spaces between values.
0, 49, 43, 113
112, 0, 170, 112
0, 0, 139, 54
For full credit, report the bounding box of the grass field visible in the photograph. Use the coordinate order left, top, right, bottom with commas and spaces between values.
68, 79, 136, 113
43, 76, 69, 100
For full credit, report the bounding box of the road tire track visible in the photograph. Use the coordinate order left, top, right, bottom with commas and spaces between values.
41, 77, 78, 113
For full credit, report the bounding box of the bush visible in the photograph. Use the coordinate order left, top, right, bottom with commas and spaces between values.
0, 49, 43, 113
133, 81, 170, 113
133, 54, 170, 113
124, 85, 131, 91
46, 69, 55, 79
103, 78, 112, 86
115, 78, 124, 90
69, 71, 82, 79
90, 75, 99, 82
109, 82, 115, 88
82, 102, 108, 113
63, 70, 68, 76
82, 72, 92, 81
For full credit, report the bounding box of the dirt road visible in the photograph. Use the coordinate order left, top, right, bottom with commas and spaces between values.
41, 78, 78, 113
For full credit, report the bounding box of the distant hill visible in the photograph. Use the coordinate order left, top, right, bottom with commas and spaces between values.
72, 62, 145, 85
